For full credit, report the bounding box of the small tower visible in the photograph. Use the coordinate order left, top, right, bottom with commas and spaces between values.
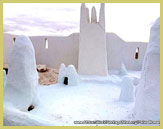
78, 3, 108, 76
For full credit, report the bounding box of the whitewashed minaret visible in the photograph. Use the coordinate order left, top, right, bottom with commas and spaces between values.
78, 3, 108, 76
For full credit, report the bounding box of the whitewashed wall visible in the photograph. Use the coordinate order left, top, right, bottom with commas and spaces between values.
3, 34, 16, 65
30, 33, 79, 70
106, 33, 147, 71
3, 33, 79, 70
3, 33, 147, 71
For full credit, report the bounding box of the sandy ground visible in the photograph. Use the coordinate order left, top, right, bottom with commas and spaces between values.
3, 64, 59, 86
38, 68, 58, 85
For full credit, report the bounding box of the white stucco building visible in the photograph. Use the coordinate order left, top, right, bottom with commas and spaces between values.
3, 3, 148, 75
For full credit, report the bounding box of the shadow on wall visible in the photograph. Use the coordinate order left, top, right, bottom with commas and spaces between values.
3, 32, 147, 71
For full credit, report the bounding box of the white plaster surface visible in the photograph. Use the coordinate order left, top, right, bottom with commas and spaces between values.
2, 3, 159, 126
99, 3, 105, 30
58, 63, 79, 86
119, 76, 135, 102
91, 6, 97, 23
3, 70, 7, 89
4, 70, 142, 126
58, 63, 67, 84
3, 3, 148, 72
3, 106, 55, 126
4, 35, 40, 111
134, 17, 160, 120
3, 33, 147, 71
78, 3, 108, 76
119, 63, 128, 76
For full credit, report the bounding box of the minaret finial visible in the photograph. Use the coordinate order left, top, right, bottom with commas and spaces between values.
99, 3, 105, 30
91, 6, 97, 23
80, 3, 88, 31
86, 7, 90, 23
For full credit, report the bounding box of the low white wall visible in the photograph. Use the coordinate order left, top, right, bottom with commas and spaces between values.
106, 33, 147, 71
3, 33, 147, 71
3, 33, 79, 70
3, 34, 17, 66
30, 33, 79, 70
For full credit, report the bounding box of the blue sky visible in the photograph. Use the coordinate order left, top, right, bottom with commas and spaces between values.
3, 3, 160, 42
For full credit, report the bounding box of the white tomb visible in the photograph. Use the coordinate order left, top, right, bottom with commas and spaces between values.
58, 64, 79, 86
119, 76, 135, 102
119, 63, 128, 76
78, 3, 108, 76
4, 35, 40, 111
134, 17, 160, 120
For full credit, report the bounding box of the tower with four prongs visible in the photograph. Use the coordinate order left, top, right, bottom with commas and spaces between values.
78, 3, 108, 76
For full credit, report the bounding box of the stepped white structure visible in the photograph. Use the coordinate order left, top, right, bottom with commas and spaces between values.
78, 3, 108, 76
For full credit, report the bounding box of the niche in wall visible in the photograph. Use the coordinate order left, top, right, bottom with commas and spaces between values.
135, 47, 139, 59
13, 37, 16, 44
45, 38, 48, 49
63, 77, 68, 85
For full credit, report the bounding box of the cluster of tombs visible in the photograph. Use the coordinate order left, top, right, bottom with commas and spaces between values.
3, 3, 160, 125
3, 35, 80, 113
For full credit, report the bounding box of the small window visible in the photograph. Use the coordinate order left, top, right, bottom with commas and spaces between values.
45, 38, 48, 49
64, 77, 68, 85
13, 37, 16, 44
135, 47, 139, 59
